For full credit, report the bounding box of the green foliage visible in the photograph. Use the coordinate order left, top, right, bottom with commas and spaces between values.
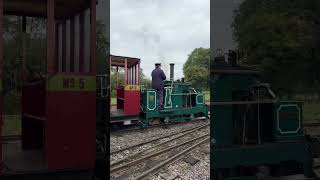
3, 17, 47, 95
303, 102, 320, 121
2, 17, 109, 114
111, 68, 124, 90
2, 115, 21, 135
232, 0, 320, 94
97, 20, 109, 74
183, 48, 209, 90
140, 68, 151, 88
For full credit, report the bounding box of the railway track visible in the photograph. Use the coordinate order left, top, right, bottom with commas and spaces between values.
110, 123, 209, 180
305, 122, 320, 127
1, 135, 21, 142
309, 135, 320, 179
111, 122, 209, 155
110, 117, 208, 134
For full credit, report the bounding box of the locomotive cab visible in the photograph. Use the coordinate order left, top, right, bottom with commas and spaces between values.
139, 63, 208, 126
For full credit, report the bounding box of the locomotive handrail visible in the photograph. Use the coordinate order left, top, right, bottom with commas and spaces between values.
23, 113, 46, 121
212, 69, 260, 74
170, 93, 200, 95
24, 79, 46, 85
96, 74, 108, 97
211, 100, 277, 105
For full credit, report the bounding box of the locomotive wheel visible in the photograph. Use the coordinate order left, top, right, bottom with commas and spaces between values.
149, 118, 161, 125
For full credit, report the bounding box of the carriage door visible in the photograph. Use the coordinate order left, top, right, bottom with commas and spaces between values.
45, 0, 96, 170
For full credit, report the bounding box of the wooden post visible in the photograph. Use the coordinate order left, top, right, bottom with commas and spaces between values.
79, 13, 84, 73
124, 58, 127, 85
138, 61, 140, 85
55, 22, 59, 72
47, 0, 55, 74
0, 0, 3, 173
116, 66, 119, 85
90, 0, 96, 73
70, 17, 75, 72
133, 65, 136, 85
62, 20, 66, 72
22, 16, 26, 81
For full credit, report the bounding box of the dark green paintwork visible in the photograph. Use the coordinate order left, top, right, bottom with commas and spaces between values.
140, 80, 208, 126
210, 57, 313, 179
273, 102, 304, 142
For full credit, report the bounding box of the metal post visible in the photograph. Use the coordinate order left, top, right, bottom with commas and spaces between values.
47, 0, 55, 74
170, 63, 174, 81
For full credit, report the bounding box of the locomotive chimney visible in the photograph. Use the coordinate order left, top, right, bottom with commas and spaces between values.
170, 63, 174, 81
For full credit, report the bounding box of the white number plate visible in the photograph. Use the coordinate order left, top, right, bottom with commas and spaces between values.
124, 120, 131, 125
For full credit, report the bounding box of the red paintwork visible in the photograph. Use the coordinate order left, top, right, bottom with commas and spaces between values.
22, 81, 46, 149
125, 59, 128, 84
138, 62, 140, 84
0, 0, 3, 174
115, 86, 140, 115
124, 89, 140, 115
0, 0, 97, 176
46, 91, 96, 170
116, 86, 124, 109
22, 81, 46, 117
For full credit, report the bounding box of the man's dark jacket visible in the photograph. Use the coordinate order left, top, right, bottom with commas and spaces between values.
151, 67, 166, 90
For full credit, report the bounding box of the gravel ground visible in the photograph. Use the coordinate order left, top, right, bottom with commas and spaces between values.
150, 142, 210, 180
305, 126, 320, 136
110, 120, 210, 180
110, 120, 208, 151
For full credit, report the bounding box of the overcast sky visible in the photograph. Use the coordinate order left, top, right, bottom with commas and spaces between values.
110, 0, 210, 80
211, 0, 242, 52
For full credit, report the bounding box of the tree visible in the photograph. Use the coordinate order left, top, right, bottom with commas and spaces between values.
96, 20, 109, 75
110, 67, 150, 97
140, 68, 151, 88
232, 0, 320, 95
183, 48, 210, 90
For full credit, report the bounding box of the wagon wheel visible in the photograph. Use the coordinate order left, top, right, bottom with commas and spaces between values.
149, 118, 161, 125
212, 170, 224, 180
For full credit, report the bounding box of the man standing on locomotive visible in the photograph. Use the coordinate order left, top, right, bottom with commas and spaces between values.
151, 63, 166, 110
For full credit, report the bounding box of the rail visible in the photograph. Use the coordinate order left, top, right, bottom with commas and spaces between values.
110, 122, 209, 154
110, 123, 209, 179
111, 123, 209, 167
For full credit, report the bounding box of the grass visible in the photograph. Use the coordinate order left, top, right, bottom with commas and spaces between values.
203, 91, 210, 103
303, 102, 320, 122
2, 95, 319, 136
2, 92, 22, 136
111, 98, 116, 105
2, 115, 21, 136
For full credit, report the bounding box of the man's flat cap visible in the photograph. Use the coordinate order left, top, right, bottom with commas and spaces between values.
155, 63, 161, 66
